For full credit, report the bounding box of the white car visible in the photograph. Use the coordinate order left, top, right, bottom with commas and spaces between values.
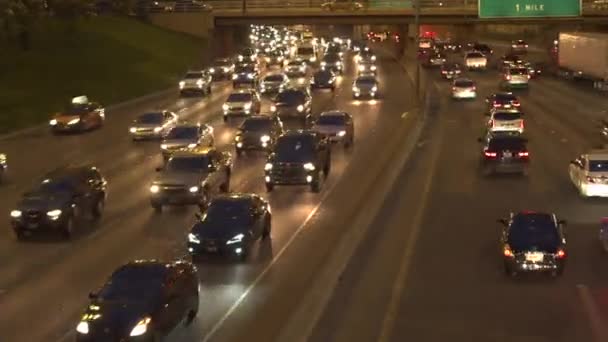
486, 109, 524, 134
451, 78, 476, 99
569, 150, 608, 197
464, 51, 487, 70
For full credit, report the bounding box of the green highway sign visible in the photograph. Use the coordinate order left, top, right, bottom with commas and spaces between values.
479, 0, 581, 18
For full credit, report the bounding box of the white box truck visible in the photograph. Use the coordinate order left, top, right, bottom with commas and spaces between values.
558, 32, 608, 90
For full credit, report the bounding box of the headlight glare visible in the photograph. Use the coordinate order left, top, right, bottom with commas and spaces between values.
260, 135, 271, 142
76, 321, 89, 334
244, 102, 252, 109
187, 143, 197, 148
49, 119, 58, 125
68, 118, 81, 125
338, 130, 346, 137
150, 185, 160, 193
222, 103, 229, 110
372, 86, 378, 92
226, 233, 245, 245
10, 210, 22, 218
189, 186, 199, 193
153, 127, 163, 133
160, 144, 168, 149
297, 105, 304, 112
232, 74, 238, 80
47, 209, 62, 217
129, 317, 151, 337
270, 105, 277, 112
188, 233, 200, 244
303, 162, 315, 171
179, 81, 185, 88
264, 163, 273, 171
129, 127, 137, 133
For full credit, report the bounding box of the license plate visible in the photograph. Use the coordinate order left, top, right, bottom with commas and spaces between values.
503, 152, 512, 158
525, 252, 544, 262
27, 222, 39, 229
205, 246, 218, 252
504, 104, 511, 108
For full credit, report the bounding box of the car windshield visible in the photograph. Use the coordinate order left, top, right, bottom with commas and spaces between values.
494, 112, 522, 120
317, 115, 346, 125
489, 138, 526, 151
166, 126, 198, 139
508, 213, 559, 252
241, 119, 272, 131
265, 75, 285, 82
297, 47, 314, 55
355, 77, 376, 86
236, 65, 255, 73
227, 93, 252, 102
315, 71, 332, 79
510, 68, 528, 75
166, 156, 210, 172
61, 104, 89, 116
136, 112, 164, 124
205, 199, 252, 225
455, 80, 474, 87
184, 72, 202, 79
276, 91, 305, 104
275, 135, 315, 162
323, 54, 340, 62
286, 70, 306, 78
589, 160, 608, 172
99, 265, 166, 301
35, 178, 75, 194
496, 94, 516, 101
466, 52, 484, 58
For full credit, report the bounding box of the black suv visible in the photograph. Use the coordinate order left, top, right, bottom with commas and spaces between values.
264, 130, 331, 192
10, 166, 107, 240
498, 211, 567, 277
188, 193, 272, 261
478, 132, 529, 176
75, 260, 199, 341
270, 88, 312, 126
234, 115, 284, 156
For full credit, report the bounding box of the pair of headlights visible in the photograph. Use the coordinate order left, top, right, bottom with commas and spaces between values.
10, 209, 61, 218
77, 317, 151, 337
188, 233, 244, 245
265, 162, 314, 171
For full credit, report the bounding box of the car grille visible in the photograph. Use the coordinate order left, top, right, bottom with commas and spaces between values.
270, 163, 306, 180
230, 106, 244, 111
24, 210, 42, 222
160, 184, 186, 193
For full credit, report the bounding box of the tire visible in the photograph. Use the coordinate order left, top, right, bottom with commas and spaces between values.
92, 196, 104, 220
261, 215, 271, 240
311, 178, 321, 193
62, 216, 75, 239
265, 183, 274, 192
185, 296, 199, 325
152, 202, 162, 213
14, 229, 25, 241
223, 115, 228, 123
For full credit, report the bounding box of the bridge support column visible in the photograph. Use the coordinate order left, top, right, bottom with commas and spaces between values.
210, 26, 235, 60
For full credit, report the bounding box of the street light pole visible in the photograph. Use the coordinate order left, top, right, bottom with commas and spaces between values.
414, 0, 420, 100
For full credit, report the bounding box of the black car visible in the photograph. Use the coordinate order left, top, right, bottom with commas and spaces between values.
320, 53, 343, 74
311, 70, 337, 91
265, 130, 331, 193
485, 92, 521, 111
478, 133, 529, 176
187, 193, 272, 260
234, 115, 284, 155
265, 49, 285, 65
10, 166, 107, 240
351, 40, 367, 52
270, 88, 312, 125
75, 260, 199, 341
209, 58, 235, 80
440, 62, 462, 80
472, 43, 493, 56
324, 43, 343, 58
237, 47, 257, 63
498, 211, 567, 277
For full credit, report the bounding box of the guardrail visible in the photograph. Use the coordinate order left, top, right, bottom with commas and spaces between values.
143, 0, 608, 14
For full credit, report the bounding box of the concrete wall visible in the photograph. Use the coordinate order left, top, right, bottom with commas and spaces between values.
148, 12, 214, 38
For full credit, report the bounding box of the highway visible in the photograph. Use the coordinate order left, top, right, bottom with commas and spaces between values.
310, 42, 608, 342
0, 42, 418, 341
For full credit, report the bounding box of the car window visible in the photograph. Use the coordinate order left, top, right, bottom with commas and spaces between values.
589, 160, 608, 172
317, 115, 346, 125
508, 213, 559, 252
454, 80, 474, 87
274, 135, 315, 162
488, 138, 526, 150
493, 112, 522, 120
166, 126, 198, 139
99, 265, 166, 301
227, 93, 253, 102
276, 90, 306, 103
136, 112, 164, 124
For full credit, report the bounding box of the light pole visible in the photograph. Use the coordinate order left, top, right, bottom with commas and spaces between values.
414, 0, 420, 100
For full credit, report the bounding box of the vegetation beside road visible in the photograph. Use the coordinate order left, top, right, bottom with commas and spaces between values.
0, 16, 206, 134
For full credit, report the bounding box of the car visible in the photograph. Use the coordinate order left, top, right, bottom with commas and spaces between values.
510, 39, 528, 54
320, 53, 344, 74
311, 110, 354, 148
351, 40, 366, 52
311, 70, 337, 91
367, 30, 389, 42
160, 123, 214, 161
424, 52, 446, 67
0, 153, 6, 183
222, 89, 261, 122
324, 43, 343, 57
264, 130, 331, 193
10, 165, 107, 239
443, 41, 463, 53
440, 63, 462, 80
75, 260, 199, 341
451, 78, 476, 100
187, 193, 271, 261
150, 147, 232, 212
294, 44, 318, 64
209, 58, 235, 80
285, 69, 310, 88
264, 49, 285, 65
498, 211, 567, 277
357, 61, 377, 75
355, 49, 376, 63
464, 51, 487, 71
234, 115, 284, 155
284, 60, 307, 74
522, 61, 543, 78
499, 53, 524, 70
49, 96, 105, 133
179, 70, 212, 96
485, 92, 520, 111
471, 43, 493, 56
237, 47, 258, 62
352, 75, 379, 99
478, 132, 529, 176
232, 72, 257, 89
321, 0, 363, 11
270, 88, 312, 125
486, 109, 524, 134
569, 150, 608, 197
129, 111, 178, 140
259, 73, 290, 95
501, 66, 530, 90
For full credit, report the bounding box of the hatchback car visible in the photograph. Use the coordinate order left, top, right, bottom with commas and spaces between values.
569, 150, 608, 197
270, 88, 312, 125
451, 78, 476, 100
510, 39, 528, 54
49, 96, 105, 133
209, 58, 235, 80
486, 92, 520, 111
486, 109, 524, 134
501, 66, 530, 90
237, 47, 258, 62
464, 51, 487, 71
320, 53, 344, 74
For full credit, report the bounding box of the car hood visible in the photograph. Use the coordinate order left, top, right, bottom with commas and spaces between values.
53, 114, 81, 123
18, 192, 70, 212
161, 139, 196, 148
85, 301, 155, 338
226, 101, 250, 108
192, 222, 248, 241
313, 124, 344, 134
354, 83, 376, 90
154, 171, 204, 187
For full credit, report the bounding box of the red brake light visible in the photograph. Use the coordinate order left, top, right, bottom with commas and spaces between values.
513, 102, 520, 107
587, 176, 596, 183
506, 75, 511, 80
518, 151, 529, 157
520, 121, 524, 129
441, 70, 447, 74
484, 151, 497, 158
503, 247, 514, 258
472, 86, 476, 91
556, 249, 566, 258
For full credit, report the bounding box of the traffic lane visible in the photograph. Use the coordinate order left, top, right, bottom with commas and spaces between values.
0, 53, 365, 341
173, 49, 415, 342
387, 69, 603, 341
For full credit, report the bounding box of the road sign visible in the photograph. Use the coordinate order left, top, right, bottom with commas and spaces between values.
479, 0, 581, 18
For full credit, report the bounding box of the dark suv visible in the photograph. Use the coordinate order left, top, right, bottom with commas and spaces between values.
264, 130, 331, 193
10, 166, 107, 239
478, 132, 529, 176
234, 115, 284, 156
75, 260, 199, 341
270, 88, 312, 126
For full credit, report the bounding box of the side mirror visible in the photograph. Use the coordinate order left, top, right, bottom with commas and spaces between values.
89, 292, 98, 300
497, 218, 508, 226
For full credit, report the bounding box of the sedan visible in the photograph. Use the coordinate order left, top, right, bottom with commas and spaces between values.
129, 111, 178, 140
311, 110, 354, 148
352, 75, 378, 99
478, 132, 529, 176
569, 150, 608, 197
259, 73, 290, 95
440, 63, 462, 80
234, 115, 284, 155
311, 70, 337, 91
451, 78, 476, 100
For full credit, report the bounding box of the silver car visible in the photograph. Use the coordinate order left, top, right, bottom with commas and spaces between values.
451, 78, 476, 100
259, 73, 290, 94
129, 111, 178, 140
312, 111, 354, 148
179, 70, 212, 96
160, 123, 214, 161
222, 89, 262, 122
352, 75, 379, 99
501, 67, 530, 90
284, 61, 307, 74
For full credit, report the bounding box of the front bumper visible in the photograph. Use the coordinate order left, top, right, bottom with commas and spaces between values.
180, 86, 205, 93
50, 122, 83, 132
188, 240, 247, 258
273, 108, 306, 118
506, 258, 563, 272
224, 107, 253, 116
11, 214, 66, 234
505, 82, 529, 88
466, 64, 486, 70
265, 169, 317, 185
151, 189, 203, 205
353, 90, 377, 99
490, 126, 524, 134
260, 85, 283, 94
130, 129, 162, 139
235, 139, 271, 151
581, 183, 608, 197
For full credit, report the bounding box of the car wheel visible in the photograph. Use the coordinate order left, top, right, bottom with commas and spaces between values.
223, 115, 228, 123
62, 216, 74, 239
14, 229, 25, 241
262, 215, 271, 240
92, 196, 105, 220
151, 202, 162, 213
185, 298, 199, 325
265, 183, 274, 192
236, 148, 243, 157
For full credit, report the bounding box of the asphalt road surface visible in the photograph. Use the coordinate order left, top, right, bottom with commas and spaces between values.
310, 42, 608, 342
0, 45, 418, 341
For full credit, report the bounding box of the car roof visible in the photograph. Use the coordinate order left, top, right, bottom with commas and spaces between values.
585, 150, 608, 160
510, 211, 555, 226
320, 110, 348, 117
230, 89, 254, 94
44, 165, 97, 179
171, 146, 215, 157
213, 192, 258, 202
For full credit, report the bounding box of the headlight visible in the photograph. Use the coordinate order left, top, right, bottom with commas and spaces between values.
358, 65, 365, 71
264, 163, 273, 171
10, 210, 21, 218
270, 105, 277, 112
68, 118, 81, 125
338, 130, 346, 137
196, 80, 204, 87
260, 135, 271, 142
297, 104, 304, 112
222, 103, 229, 111
160, 144, 168, 150
371, 65, 377, 71
209, 68, 215, 73
76, 321, 89, 335
232, 74, 238, 80
187, 143, 197, 148
150, 185, 160, 193
303, 162, 315, 171
310, 57, 317, 62
247, 74, 254, 79
223, 67, 229, 72
244, 103, 252, 109
153, 127, 163, 133
47, 209, 62, 218
321, 62, 327, 66
238, 55, 244, 61
371, 55, 377, 61
49, 119, 57, 126
188, 233, 200, 244
179, 81, 185, 88
189, 186, 199, 193
352, 86, 359, 92
298, 78, 305, 84
129, 317, 151, 337
372, 86, 378, 92
226, 233, 245, 245
129, 127, 137, 133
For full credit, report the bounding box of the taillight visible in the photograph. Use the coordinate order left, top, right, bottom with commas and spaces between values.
520, 121, 524, 129
587, 176, 596, 183
527, 74, 531, 79
472, 86, 476, 91
441, 70, 447, 74
493, 103, 501, 108
556, 249, 566, 259
513, 102, 520, 107
518, 151, 529, 157
484, 151, 497, 158
506, 75, 511, 80
503, 246, 514, 258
